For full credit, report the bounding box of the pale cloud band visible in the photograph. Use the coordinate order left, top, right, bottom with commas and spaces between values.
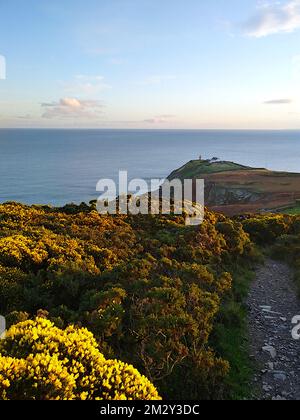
263, 98, 293, 105
137, 75, 176, 86
62, 75, 111, 96
143, 114, 176, 124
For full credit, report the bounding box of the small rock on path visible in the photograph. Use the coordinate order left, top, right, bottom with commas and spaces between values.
248, 259, 300, 400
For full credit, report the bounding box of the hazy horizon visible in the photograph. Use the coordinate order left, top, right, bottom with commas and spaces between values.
1, 127, 300, 132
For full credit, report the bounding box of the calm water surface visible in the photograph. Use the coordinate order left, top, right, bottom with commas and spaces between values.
0, 129, 300, 206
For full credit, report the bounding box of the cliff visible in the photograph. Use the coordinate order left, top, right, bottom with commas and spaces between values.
168, 159, 300, 215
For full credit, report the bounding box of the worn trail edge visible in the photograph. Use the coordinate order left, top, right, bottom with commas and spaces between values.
248, 259, 300, 400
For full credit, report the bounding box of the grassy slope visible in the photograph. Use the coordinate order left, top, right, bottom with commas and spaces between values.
211, 266, 256, 399
282, 206, 300, 215
168, 160, 253, 179
169, 159, 300, 180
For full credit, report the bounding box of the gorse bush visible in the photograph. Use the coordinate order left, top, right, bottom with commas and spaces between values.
270, 233, 300, 295
239, 212, 300, 296
0, 202, 258, 399
239, 214, 296, 245
0, 318, 160, 400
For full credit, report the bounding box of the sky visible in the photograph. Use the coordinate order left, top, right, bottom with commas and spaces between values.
0, 0, 300, 129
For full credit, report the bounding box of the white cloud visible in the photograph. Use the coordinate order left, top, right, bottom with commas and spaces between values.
60, 98, 82, 108
62, 75, 111, 96
41, 98, 104, 119
243, 0, 300, 37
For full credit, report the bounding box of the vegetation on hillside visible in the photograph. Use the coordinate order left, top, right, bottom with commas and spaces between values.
282, 203, 300, 215
0, 202, 261, 400
1, 202, 299, 400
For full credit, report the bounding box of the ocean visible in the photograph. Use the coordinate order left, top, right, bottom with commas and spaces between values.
0, 129, 300, 206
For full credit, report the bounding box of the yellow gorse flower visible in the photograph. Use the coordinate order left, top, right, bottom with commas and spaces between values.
0, 318, 161, 401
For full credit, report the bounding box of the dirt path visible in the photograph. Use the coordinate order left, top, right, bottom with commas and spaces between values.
248, 259, 300, 400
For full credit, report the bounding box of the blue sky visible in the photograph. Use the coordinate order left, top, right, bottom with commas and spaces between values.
0, 0, 300, 128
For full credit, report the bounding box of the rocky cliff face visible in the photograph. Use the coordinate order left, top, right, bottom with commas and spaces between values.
205, 184, 262, 206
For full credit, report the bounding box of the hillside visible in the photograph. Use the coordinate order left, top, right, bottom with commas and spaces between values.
0, 201, 258, 400
168, 159, 300, 216
2, 202, 300, 399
